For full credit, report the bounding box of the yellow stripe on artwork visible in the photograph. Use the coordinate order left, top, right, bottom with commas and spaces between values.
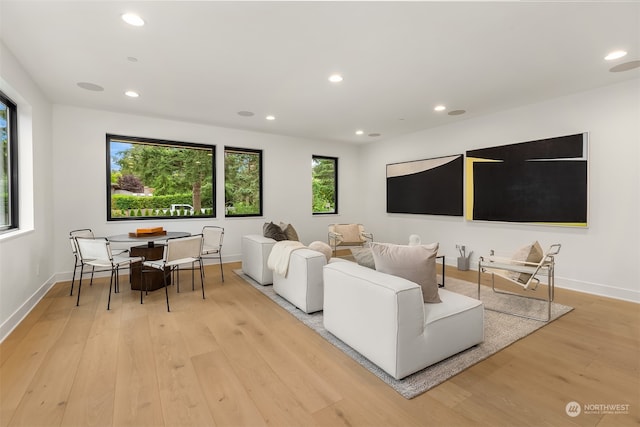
465, 157, 502, 220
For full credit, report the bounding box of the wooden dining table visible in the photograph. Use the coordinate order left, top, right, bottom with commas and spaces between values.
108, 231, 191, 291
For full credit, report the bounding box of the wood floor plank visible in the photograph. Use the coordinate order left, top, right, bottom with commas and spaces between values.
112, 312, 164, 427
191, 350, 266, 427
145, 304, 217, 427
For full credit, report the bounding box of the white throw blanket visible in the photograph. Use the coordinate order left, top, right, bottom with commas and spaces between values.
267, 240, 305, 277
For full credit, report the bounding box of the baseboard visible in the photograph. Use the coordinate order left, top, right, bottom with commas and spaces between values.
0, 273, 58, 344
556, 277, 639, 303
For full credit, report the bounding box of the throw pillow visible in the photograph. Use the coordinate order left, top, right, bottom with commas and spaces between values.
508, 241, 544, 283
279, 222, 300, 242
308, 241, 332, 262
370, 242, 441, 303
350, 247, 375, 269
263, 222, 288, 241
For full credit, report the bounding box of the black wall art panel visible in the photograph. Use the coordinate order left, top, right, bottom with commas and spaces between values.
466, 133, 588, 227
387, 154, 463, 216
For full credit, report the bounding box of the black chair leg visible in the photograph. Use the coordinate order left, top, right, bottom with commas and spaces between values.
76, 265, 85, 306
70, 260, 78, 296
219, 254, 224, 282
199, 260, 205, 299
107, 270, 115, 310
191, 261, 195, 291
164, 268, 171, 312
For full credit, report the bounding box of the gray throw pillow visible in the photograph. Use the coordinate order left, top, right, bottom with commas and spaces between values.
370, 242, 441, 303
263, 222, 288, 241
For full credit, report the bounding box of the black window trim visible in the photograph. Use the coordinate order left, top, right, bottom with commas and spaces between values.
106, 133, 216, 221
312, 154, 339, 215
224, 146, 263, 218
0, 90, 18, 233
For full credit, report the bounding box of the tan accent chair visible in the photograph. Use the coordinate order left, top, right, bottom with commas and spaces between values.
327, 224, 373, 255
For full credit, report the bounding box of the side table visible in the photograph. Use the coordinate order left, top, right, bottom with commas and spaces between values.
130, 244, 170, 291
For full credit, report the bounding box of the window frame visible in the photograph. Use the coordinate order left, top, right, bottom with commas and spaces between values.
224, 146, 263, 218
0, 91, 18, 233
106, 134, 216, 221
312, 155, 338, 215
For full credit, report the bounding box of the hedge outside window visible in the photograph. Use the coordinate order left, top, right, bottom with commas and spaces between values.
312, 155, 338, 214
106, 134, 215, 220
224, 147, 262, 217
1, 91, 18, 232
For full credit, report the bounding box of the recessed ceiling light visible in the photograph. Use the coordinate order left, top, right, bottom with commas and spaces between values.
605, 50, 627, 61
434, 105, 446, 112
122, 13, 145, 27
124, 90, 139, 98
355, 130, 364, 135
448, 109, 466, 116
77, 82, 104, 92
368, 133, 381, 137
266, 115, 276, 121
237, 111, 255, 117
328, 74, 343, 83
127, 56, 138, 62
609, 60, 640, 73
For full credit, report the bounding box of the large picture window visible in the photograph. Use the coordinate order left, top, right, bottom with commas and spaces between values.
106, 134, 215, 221
224, 147, 262, 217
1, 91, 18, 232
312, 155, 338, 214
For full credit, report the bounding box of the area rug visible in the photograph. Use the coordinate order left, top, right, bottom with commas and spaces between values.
233, 269, 573, 399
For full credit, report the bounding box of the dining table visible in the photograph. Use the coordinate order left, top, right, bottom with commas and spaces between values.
107, 231, 191, 291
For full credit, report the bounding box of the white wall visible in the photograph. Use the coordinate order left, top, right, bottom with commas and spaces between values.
359, 79, 640, 302
0, 42, 54, 339
51, 105, 361, 278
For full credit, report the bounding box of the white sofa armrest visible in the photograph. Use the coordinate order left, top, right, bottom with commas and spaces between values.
323, 261, 424, 378
242, 234, 276, 285
273, 248, 326, 313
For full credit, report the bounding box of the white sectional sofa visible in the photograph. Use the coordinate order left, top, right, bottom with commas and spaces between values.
241, 234, 276, 285
273, 248, 327, 314
323, 261, 484, 380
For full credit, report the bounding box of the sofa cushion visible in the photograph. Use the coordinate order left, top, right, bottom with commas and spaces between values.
370, 242, 441, 303
308, 240, 332, 262
263, 222, 288, 241
508, 241, 543, 283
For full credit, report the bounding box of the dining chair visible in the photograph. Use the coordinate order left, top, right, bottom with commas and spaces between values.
69, 229, 94, 296
142, 234, 205, 312
74, 237, 144, 310
69, 228, 128, 296
201, 226, 224, 282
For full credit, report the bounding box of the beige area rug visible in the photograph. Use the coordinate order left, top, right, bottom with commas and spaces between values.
233, 269, 573, 399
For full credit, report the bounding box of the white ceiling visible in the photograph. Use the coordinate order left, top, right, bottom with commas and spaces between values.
1, 1, 639, 144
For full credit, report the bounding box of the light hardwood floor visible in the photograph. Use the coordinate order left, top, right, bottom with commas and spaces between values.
1, 261, 638, 427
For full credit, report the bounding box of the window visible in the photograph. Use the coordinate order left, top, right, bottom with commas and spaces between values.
0, 91, 18, 232
312, 155, 338, 214
224, 147, 262, 217
106, 134, 215, 220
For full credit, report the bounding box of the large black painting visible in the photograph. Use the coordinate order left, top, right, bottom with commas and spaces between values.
387, 154, 463, 216
466, 133, 588, 226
